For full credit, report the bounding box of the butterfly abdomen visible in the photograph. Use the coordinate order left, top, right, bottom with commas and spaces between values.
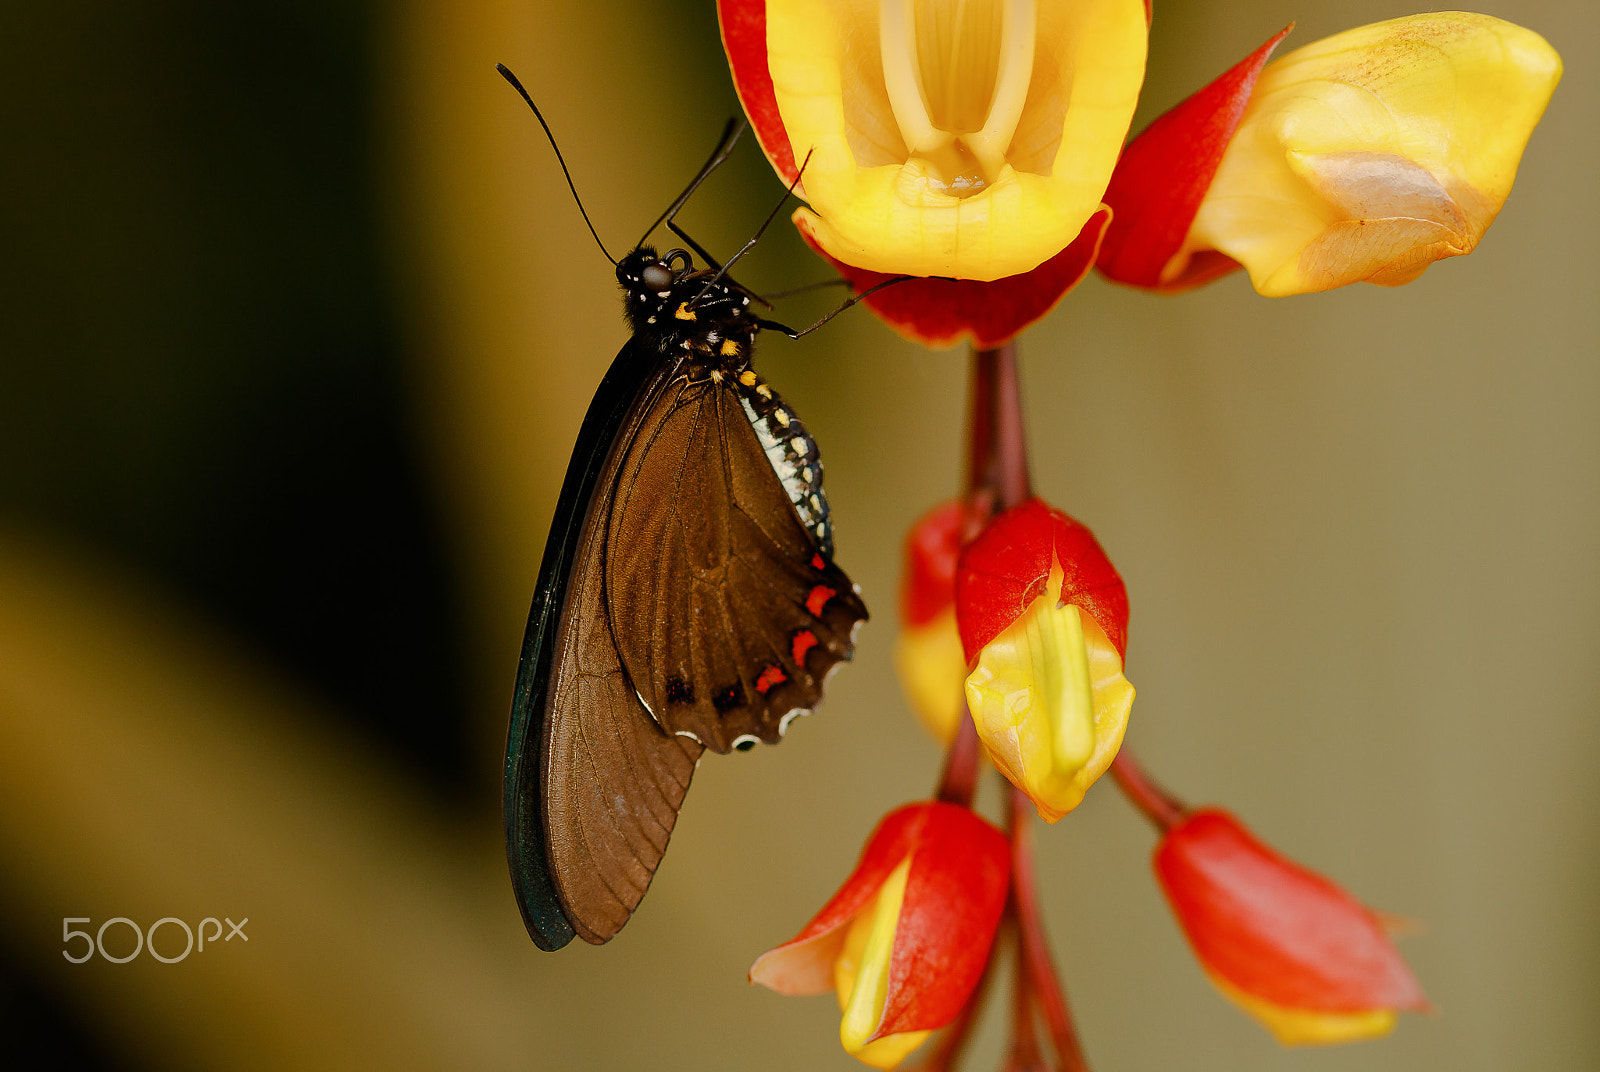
736, 374, 832, 560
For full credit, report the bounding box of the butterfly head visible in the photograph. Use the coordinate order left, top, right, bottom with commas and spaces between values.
616, 246, 760, 359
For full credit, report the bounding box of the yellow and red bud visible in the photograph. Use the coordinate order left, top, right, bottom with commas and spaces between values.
894, 502, 970, 742
750, 802, 1010, 1069
1103, 14, 1561, 296
1155, 808, 1429, 1045
955, 499, 1132, 821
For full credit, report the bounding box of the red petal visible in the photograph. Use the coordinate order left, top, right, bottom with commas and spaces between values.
900, 501, 969, 627
717, 0, 800, 187
877, 803, 1010, 1038
749, 803, 932, 994
955, 499, 1129, 665
796, 209, 1110, 349
1097, 26, 1292, 291
1156, 809, 1429, 1013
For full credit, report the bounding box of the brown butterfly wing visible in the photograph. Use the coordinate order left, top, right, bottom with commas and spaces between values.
529, 352, 705, 947
604, 375, 867, 753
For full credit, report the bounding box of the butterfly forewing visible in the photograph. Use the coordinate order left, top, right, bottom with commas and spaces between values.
605, 374, 866, 752
507, 339, 703, 950
541, 434, 703, 942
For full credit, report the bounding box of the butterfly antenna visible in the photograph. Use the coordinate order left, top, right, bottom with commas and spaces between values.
689, 148, 814, 309
496, 63, 617, 266
635, 117, 747, 251
757, 274, 928, 339
759, 277, 851, 301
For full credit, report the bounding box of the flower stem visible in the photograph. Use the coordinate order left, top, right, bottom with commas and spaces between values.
935, 705, 981, 808
966, 342, 1033, 516
1109, 752, 1188, 831
1009, 788, 1089, 1072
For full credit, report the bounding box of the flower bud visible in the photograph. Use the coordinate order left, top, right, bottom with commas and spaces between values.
1156, 808, 1429, 1045
894, 502, 968, 742
751, 802, 1010, 1069
1181, 14, 1560, 295
955, 499, 1132, 821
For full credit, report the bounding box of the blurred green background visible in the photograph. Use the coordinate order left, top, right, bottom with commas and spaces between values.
2, 1, 1595, 1069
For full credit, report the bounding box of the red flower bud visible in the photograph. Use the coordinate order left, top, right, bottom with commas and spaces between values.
895, 502, 970, 742
955, 499, 1133, 820
751, 802, 1009, 1068
1155, 808, 1429, 1045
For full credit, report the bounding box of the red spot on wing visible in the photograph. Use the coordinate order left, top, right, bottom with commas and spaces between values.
806, 585, 837, 618
811, 554, 826, 570
755, 665, 787, 694
791, 630, 818, 665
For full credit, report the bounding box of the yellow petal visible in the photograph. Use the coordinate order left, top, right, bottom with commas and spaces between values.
1180, 13, 1561, 295
768, 0, 1147, 279
963, 564, 1134, 821
833, 858, 933, 1069
894, 607, 968, 743
1207, 970, 1398, 1047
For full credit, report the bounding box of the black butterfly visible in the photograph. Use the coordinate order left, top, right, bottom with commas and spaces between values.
498, 68, 869, 951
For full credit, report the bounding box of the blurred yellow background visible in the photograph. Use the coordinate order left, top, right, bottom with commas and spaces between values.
2, 0, 1596, 1069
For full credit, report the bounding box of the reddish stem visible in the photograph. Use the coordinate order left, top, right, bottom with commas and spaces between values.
1009, 789, 1089, 1072
1005, 934, 1045, 1072
1109, 752, 1188, 831
935, 706, 981, 808
966, 342, 1032, 516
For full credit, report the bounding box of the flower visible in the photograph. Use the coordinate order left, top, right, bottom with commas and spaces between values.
718, 3, 1560, 341
750, 801, 1010, 1069
719, 0, 1144, 345
955, 498, 1133, 821
1155, 808, 1430, 1045
1101, 14, 1563, 295
894, 500, 969, 742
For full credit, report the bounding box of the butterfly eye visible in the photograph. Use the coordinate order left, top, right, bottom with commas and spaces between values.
641, 263, 675, 290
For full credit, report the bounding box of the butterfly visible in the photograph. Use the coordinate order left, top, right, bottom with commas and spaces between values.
497, 67, 870, 951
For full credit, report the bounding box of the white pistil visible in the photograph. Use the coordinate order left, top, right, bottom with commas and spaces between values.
879, 0, 1037, 197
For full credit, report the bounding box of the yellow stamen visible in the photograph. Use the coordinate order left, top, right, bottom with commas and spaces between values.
879, 0, 1036, 196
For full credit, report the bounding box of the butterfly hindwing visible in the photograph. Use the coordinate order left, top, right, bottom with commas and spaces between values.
605, 372, 867, 752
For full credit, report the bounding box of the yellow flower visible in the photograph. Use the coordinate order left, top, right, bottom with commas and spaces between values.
1176, 13, 1562, 295
760, 0, 1148, 280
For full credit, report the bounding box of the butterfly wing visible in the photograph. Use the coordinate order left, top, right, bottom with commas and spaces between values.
604, 374, 868, 753
505, 340, 702, 950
